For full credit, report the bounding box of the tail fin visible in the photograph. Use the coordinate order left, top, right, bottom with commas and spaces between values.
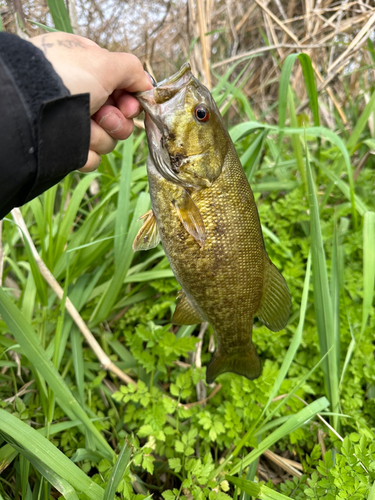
206, 344, 261, 384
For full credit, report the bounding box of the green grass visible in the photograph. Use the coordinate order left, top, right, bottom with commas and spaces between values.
0, 34, 375, 500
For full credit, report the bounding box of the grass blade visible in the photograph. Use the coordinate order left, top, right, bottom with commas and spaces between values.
262, 253, 311, 415
114, 137, 133, 266
239, 130, 266, 182
27, 20, 60, 32
21, 272, 36, 323
0, 288, 114, 458
346, 90, 375, 154
287, 87, 306, 186
19, 455, 30, 500
104, 441, 131, 500
53, 174, 98, 264
257, 349, 332, 434
0, 444, 18, 473
0, 410, 104, 500
230, 121, 358, 222
339, 317, 356, 388
46, 0, 73, 32
226, 476, 294, 499
17, 224, 48, 306
23, 457, 80, 500
278, 54, 299, 135
90, 192, 150, 325
228, 397, 330, 475
331, 221, 341, 395
318, 163, 369, 216
278, 53, 319, 149
298, 54, 320, 127
368, 481, 375, 500
361, 211, 375, 334
305, 144, 339, 428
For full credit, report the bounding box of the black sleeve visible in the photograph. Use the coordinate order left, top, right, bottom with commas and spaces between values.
0, 32, 91, 219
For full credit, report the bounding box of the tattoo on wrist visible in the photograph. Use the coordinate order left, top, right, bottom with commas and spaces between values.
57, 39, 86, 49
40, 36, 54, 54
40, 35, 86, 54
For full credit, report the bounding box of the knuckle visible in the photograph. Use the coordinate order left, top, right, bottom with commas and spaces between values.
124, 53, 141, 67
90, 122, 117, 154
80, 151, 101, 172
102, 138, 117, 155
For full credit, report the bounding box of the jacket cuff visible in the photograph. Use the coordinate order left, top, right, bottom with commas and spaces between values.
25, 93, 91, 202
0, 34, 91, 218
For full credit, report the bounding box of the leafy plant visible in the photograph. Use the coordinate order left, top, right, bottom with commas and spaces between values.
1, 3, 375, 497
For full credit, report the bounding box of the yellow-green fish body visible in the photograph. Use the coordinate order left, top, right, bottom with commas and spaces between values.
134, 64, 291, 383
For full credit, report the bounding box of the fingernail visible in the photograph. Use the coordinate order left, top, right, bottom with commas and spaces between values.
99, 112, 122, 133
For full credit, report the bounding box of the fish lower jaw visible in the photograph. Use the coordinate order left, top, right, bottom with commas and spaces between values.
145, 113, 163, 145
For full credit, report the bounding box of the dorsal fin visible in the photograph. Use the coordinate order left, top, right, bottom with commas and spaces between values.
172, 290, 204, 325
256, 256, 291, 332
132, 210, 160, 252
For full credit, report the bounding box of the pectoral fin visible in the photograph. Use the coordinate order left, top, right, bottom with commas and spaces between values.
206, 344, 261, 384
172, 190, 205, 247
256, 256, 291, 332
172, 291, 204, 325
132, 210, 160, 252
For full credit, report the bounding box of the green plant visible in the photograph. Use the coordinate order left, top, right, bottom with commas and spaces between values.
1, 3, 375, 496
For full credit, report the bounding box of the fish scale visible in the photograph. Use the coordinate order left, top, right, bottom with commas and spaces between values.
133, 63, 291, 383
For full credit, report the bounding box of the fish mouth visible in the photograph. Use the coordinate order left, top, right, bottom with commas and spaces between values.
135, 62, 191, 98
154, 62, 192, 88
142, 112, 181, 185
134, 63, 193, 184
134, 62, 192, 127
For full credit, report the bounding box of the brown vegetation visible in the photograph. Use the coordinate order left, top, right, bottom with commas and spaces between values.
2, 0, 375, 124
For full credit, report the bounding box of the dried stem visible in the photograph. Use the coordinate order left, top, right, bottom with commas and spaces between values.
183, 383, 222, 409
225, 0, 239, 58
4, 380, 36, 403
263, 449, 303, 478
326, 10, 375, 75
66, 0, 81, 35
235, 3, 256, 31
193, 322, 208, 403
11, 208, 137, 387
252, 0, 300, 44
212, 44, 328, 68
196, 0, 211, 88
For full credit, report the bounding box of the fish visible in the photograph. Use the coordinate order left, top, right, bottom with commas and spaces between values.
133, 63, 291, 384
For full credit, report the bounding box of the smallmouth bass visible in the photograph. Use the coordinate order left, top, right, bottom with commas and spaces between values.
133, 63, 291, 384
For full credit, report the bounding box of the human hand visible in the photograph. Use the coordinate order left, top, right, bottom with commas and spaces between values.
30, 32, 153, 172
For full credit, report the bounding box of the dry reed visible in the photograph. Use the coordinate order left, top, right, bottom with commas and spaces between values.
2, 0, 374, 123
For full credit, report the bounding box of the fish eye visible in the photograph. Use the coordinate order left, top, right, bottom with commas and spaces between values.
194, 105, 210, 122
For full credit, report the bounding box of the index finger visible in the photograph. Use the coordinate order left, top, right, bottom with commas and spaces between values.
106, 52, 154, 93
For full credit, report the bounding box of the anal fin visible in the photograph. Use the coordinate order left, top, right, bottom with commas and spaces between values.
206, 344, 261, 384
256, 256, 291, 332
132, 210, 160, 252
172, 290, 204, 325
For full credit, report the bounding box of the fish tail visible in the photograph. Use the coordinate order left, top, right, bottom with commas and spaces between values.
206, 344, 261, 384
